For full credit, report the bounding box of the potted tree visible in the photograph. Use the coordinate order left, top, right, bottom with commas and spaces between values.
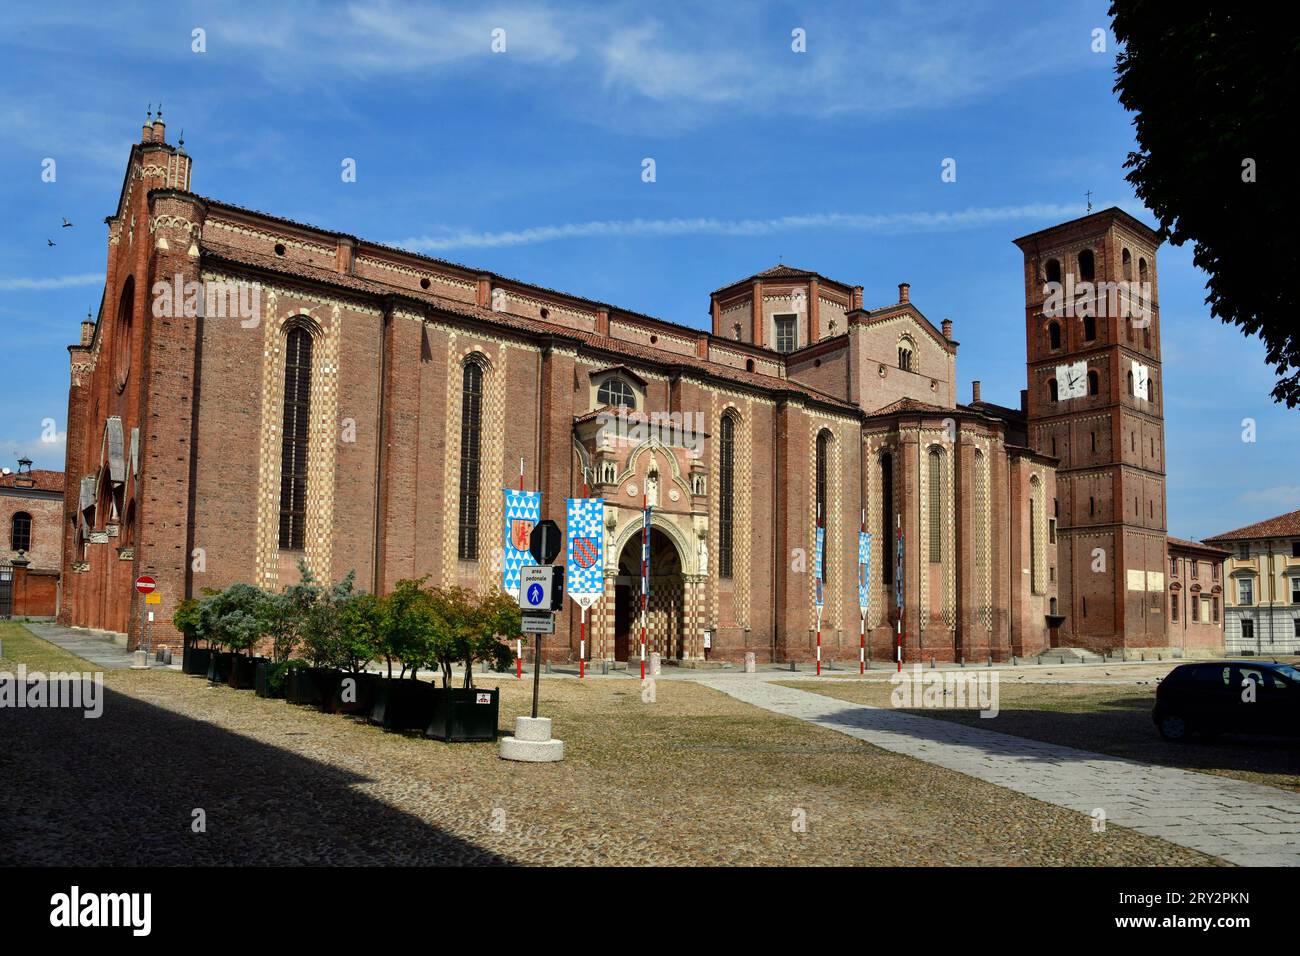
331, 588, 383, 715
370, 579, 441, 731
261, 562, 329, 699
212, 583, 271, 690
174, 595, 213, 677
426, 587, 518, 742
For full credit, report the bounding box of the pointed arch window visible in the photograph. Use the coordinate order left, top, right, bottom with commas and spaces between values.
278, 326, 313, 550
1048, 321, 1061, 351
816, 430, 831, 581
718, 413, 736, 579
928, 448, 943, 563
458, 360, 484, 560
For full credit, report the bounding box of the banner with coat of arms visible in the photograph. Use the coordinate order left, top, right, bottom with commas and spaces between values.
502, 489, 542, 595
858, 531, 872, 614
566, 497, 604, 608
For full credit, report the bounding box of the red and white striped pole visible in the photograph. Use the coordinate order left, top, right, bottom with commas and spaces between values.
579, 606, 586, 680
640, 493, 648, 681
896, 515, 903, 673
860, 508, 866, 674
519, 457, 525, 493
815, 504, 822, 676
816, 612, 822, 676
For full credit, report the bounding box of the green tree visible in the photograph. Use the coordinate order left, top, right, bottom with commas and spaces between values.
464, 588, 521, 688
205, 583, 269, 658
1110, 4, 1299, 405
336, 591, 384, 675
382, 578, 441, 680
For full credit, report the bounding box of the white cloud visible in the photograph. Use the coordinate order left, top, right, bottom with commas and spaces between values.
392, 202, 1109, 252
0, 431, 66, 473
0, 273, 105, 292
1238, 486, 1300, 509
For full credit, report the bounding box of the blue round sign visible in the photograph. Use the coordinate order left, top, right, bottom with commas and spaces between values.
526, 583, 544, 606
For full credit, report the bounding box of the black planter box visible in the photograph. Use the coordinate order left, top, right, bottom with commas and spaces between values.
254, 660, 287, 699
286, 666, 331, 706
370, 678, 439, 731
183, 645, 212, 677
326, 672, 379, 715
206, 651, 234, 684
228, 655, 266, 690
426, 686, 500, 742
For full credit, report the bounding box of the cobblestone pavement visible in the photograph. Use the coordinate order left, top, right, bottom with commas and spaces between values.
702, 677, 1300, 867
0, 663, 1219, 866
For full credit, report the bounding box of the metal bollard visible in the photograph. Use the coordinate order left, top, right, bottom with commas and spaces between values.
789, 660, 797, 672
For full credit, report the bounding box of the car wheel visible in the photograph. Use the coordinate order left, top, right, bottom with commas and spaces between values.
1158, 713, 1188, 741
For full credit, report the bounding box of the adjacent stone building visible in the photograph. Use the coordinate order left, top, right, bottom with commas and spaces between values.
1, 459, 64, 618
1205, 509, 1300, 655
59, 119, 1204, 661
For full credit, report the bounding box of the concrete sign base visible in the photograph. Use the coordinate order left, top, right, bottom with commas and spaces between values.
500, 716, 565, 762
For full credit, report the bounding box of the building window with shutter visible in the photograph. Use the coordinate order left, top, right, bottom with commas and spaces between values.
718, 413, 736, 579
278, 326, 313, 551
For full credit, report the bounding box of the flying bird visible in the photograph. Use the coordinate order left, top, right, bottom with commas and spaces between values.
62, 218, 73, 228
47, 238, 55, 247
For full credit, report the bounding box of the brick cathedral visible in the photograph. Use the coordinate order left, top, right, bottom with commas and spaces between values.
58, 118, 1198, 663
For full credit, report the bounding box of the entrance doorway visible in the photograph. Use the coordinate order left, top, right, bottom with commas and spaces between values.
615, 527, 686, 662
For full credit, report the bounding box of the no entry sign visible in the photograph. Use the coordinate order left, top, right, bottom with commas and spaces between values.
134, 575, 156, 595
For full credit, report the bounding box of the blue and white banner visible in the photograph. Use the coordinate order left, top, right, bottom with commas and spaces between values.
641, 506, 652, 594
814, 525, 825, 607
502, 489, 542, 595
566, 497, 604, 608
858, 531, 872, 614
895, 528, 904, 611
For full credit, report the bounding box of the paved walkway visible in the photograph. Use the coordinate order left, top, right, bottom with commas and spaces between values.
702, 676, 1300, 867
21, 623, 139, 670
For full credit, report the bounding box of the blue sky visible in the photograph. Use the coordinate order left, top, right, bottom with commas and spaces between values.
0, 0, 1294, 540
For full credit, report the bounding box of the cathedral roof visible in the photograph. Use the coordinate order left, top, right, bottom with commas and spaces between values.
201, 240, 861, 415
867, 397, 950, 416
711, 264, 855, 296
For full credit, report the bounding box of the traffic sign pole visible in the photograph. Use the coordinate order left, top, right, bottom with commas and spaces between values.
531, 631, 542, 719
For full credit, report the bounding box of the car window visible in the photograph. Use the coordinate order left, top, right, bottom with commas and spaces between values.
1238, 667, 1269, 691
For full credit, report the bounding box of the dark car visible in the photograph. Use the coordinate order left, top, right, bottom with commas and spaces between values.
1153, 660, 1300, 741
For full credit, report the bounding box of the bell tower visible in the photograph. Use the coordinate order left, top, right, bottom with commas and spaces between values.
1014, 208, 1167, 652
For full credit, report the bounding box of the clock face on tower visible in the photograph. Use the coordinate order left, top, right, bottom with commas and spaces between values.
1132, 360, 1150, 401
1055, 359, 1088, 400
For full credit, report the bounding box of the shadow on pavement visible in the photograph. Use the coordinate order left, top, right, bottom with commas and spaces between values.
0, 681, 514, 866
